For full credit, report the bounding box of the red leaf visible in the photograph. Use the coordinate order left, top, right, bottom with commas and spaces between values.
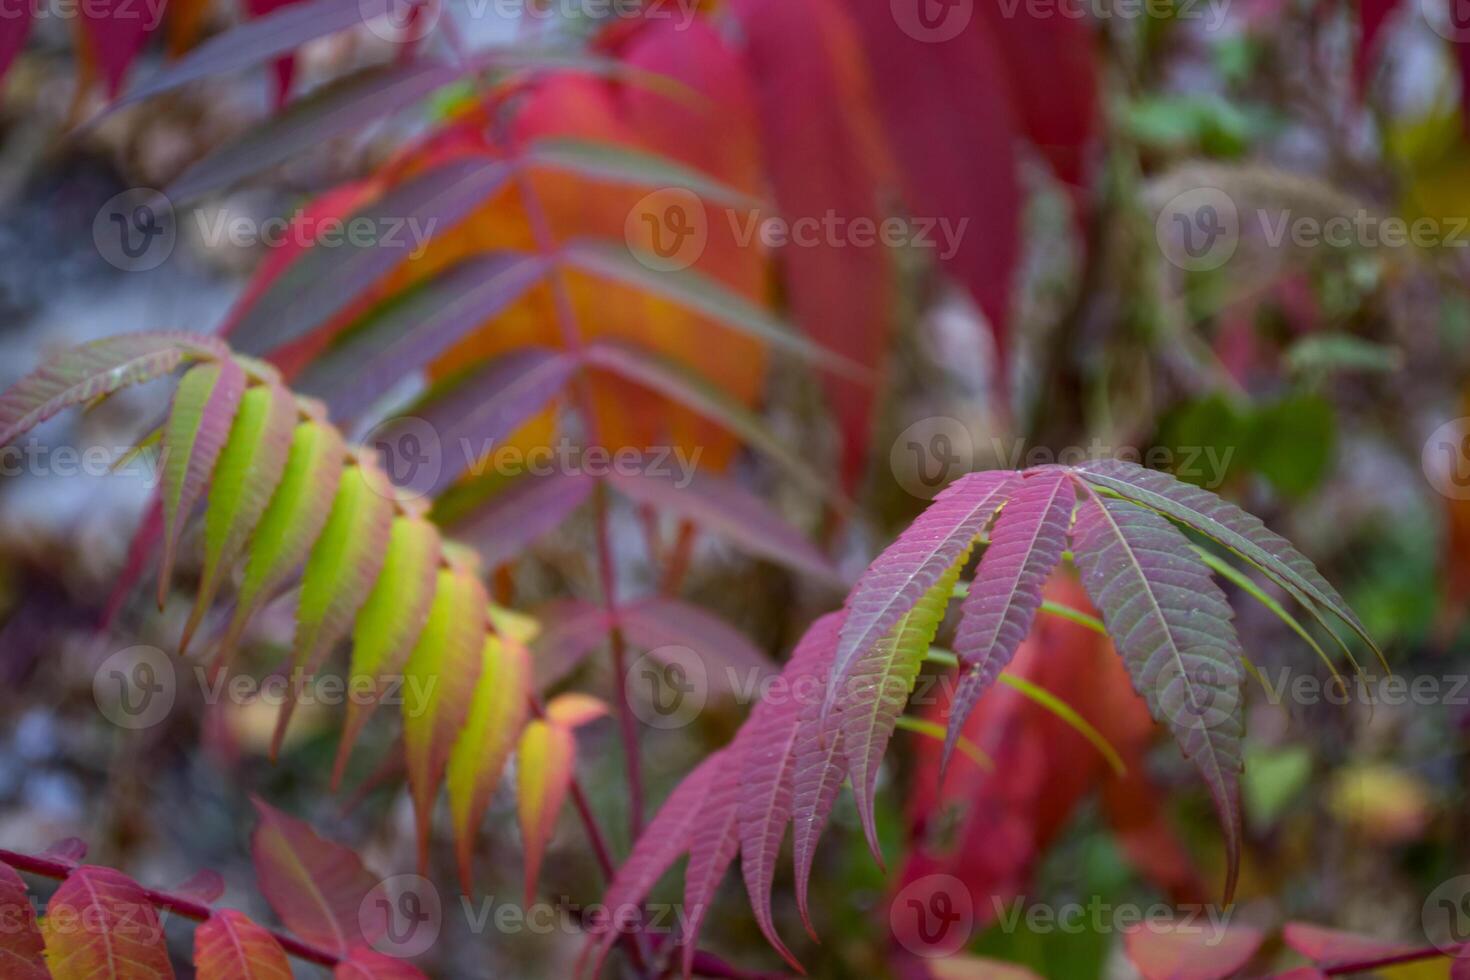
41, 866, 173, 979
171, 869, 225, 904
0, 862, 47, 979
844, 1, 1021, 360
729, 0, 891, 485
42, 838, 88, 865
976, 1, 1098, 191
193, 909, 291, 980
1356, 0, 1399, 90
78, 0, 155, 97
617, 597, 777, 693
250, 800, 381, 954
0, 0, 32, 84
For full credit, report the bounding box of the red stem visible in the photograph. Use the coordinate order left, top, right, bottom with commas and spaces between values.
509, 153, 646, 838
0, 849, 341, 968
1321, 942, 1467, 975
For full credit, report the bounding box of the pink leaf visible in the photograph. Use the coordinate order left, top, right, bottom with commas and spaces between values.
230, 157, 514, 359
79, 0, 155, 97
944, 469, 1074, 773
788, 613, 848, 939
1123, 921, 1264, 980
171, 869, 225, 904
250, 799, 381, 954
736, 615, 843, 970
582, 752, 726, 977
1281, 922, 1419, 967
333, 948, 428, 979
832, 470, 1014, 717
680, 749, 744, 978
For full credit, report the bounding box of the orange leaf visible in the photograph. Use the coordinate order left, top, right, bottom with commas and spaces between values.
42, 867, 173, 979
516, 718, 576, 905
193, 909, 291, 980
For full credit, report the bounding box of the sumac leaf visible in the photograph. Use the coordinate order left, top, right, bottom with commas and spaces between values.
0, 862, 46, 979
516, 718, 575, 905
42, 867, 172, 979
193, 909, 291, 980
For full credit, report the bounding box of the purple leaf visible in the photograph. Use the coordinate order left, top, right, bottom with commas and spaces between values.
117, 0, 395, 107
297, 253, 548, 421
170, 61, 464, 202
446, 470, 596, 569
944, 468, 1074, 773
530, 598, 613, 689
1070, 489, 1245, 901
581, 338, 833, 501
0, 331, 224, 447
230, 157, 514, 358
606, 468, 841, 585
618, 597, 776, 696
830, 470, 1014, 717
1073, 459, 1375, 657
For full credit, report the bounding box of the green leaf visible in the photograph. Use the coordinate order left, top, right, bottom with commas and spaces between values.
271, 461, 394, 760
216, 418, 345, 670
181, 383, 296, 655
403, 564, 487, 871
332, 515, 442, 790
160, 358, 248, 607
838, 543, 970, 866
